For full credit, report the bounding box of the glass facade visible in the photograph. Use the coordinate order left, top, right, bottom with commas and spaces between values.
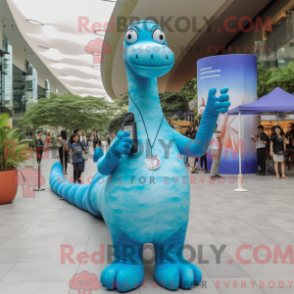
225, 0, 294, 69
45, 79, 50, 98
24, 61, 38, 110
0, 36, 12, 113
13, 65, 26, 113
1, 34, 52, 116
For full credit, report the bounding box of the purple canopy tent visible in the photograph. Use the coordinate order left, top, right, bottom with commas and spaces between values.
227, 87, 294, 192
228, 87, 294, 115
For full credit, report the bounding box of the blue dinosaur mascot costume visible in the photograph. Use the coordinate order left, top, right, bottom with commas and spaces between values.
50, 20, 230, 292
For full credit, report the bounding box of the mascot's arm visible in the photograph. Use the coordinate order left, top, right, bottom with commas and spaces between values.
173, 87, 230, 157
97, 131, 133, 175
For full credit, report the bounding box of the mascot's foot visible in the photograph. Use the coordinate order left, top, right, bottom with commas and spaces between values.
101, 263, 144, 292
154, 261, 202, 290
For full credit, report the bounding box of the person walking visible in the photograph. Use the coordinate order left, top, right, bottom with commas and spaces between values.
107, 131, 111, 145
189, 126, 199, 174
35, 131, 46, 166
97, 131, 101, 147
93, 131, 98, 151
43, 132, 47, 149
73, 128, 88, 176
46, 132, 51, 149
69, 133, 83, 183
270, 125, 289, 179
200, 153, 209, 173
183, 131, 191, 167
58, 130, 68, 174
210, 125, 222, 179
251, 125, 268, 176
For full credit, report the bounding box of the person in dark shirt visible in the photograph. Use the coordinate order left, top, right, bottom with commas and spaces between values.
189, 126, 199, 174
183, 127, 191, 167
251, 125, 268, 175
270, 125, 289, 179
69, 133, 85, 183
93, 131, 98, 151
35, 131, 46, 165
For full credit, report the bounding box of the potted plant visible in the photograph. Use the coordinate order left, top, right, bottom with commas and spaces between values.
0, 113, 33, 204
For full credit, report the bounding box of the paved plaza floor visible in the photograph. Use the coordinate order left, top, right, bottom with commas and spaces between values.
0, 148, 294, 294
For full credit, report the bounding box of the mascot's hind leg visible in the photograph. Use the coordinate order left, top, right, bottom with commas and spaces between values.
154, 222, 202, 290
100, 230, 144, 292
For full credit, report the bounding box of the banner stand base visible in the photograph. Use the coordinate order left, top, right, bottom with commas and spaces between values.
234, 173, 248, 192
234, 188, 248, 192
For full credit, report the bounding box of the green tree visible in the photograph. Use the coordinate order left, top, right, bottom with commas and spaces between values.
17, 93, 114, 136
159, 91, 188, 121
266, 61, 294, 94
180, 78, 197, 102
257, 61, 275, 98
107, 93, 128, 134
0, 113, 33, 171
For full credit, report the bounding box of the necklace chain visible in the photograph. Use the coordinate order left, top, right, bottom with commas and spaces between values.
129, 94, 164, 155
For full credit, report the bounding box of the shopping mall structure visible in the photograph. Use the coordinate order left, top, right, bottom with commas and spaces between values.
1, 0, 294, 114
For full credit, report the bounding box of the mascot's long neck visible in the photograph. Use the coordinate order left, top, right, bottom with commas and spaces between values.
125, 64, 164, 128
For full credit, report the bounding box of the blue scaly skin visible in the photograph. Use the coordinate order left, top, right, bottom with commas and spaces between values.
50, 20, 230, 292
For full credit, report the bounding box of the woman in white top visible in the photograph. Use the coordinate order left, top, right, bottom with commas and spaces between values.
58, 130, 68, 174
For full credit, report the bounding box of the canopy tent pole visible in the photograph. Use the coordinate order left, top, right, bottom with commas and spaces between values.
277, 112, 280, 125
234, 111, 248, 192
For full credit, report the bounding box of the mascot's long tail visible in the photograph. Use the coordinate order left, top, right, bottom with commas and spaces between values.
49, 149, 105, 217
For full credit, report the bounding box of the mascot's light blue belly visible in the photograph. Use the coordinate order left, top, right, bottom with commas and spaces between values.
103, 124, 190, 244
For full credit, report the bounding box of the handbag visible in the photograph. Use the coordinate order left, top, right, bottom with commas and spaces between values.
64, 144, 69, 152
79, 141, 88, 161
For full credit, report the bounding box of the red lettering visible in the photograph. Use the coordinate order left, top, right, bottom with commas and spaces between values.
4, 139, 18, 159
104, 16, 115, 33
200, 176, 206, 184
235, 245, 252, 264
213, 46, 220, 53
224, 16, 237, 33
91, 244, 105, 264
253, 245, 272, 264
273, 245, 294, 264
91, 22, 102, 32
78, 17, 90, 33
238, 16, 254, 33
255, 16, 272, 33
77, 252, 89, 264
61, 245, 75, 264
190, 176, 196, 185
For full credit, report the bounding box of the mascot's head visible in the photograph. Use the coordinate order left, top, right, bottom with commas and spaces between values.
123, 20, 175, 78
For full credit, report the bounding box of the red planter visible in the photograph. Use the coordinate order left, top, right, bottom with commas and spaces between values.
0, 169, 18, 205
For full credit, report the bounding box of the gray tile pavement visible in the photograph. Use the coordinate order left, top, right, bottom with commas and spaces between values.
0, 149, 294, 293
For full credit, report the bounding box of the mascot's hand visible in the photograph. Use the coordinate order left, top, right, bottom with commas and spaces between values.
111, 131, 133, 158
205, 87, 230, 116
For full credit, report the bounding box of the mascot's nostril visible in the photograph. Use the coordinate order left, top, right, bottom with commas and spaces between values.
136, 54, 138, 60
166, 55, 168, 60
151, 54, 153, 60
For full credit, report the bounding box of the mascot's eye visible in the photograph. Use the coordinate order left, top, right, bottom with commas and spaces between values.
125, 30, 138, 44
152, 29, 166, 44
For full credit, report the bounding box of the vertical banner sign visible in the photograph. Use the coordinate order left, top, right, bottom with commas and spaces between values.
197, 55, 258, 174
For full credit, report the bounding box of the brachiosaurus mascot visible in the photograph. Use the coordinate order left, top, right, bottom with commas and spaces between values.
50, 20, 230, 292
